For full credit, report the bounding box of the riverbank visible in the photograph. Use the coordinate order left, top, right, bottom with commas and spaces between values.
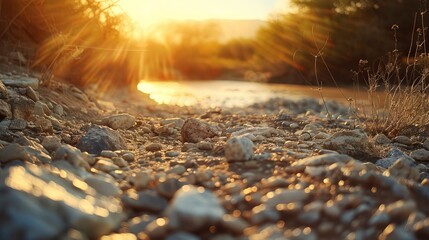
1, 65, 429, 239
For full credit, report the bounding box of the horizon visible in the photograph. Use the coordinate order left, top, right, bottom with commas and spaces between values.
118, 0, 289, 30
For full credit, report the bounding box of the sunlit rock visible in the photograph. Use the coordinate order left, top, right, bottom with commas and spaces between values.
101, 113, 136, 130
180, 118, 220, 143
0, 164, 124, 239
225, 136, 254, 162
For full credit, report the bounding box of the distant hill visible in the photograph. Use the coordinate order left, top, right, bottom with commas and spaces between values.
204, 19, 267, 42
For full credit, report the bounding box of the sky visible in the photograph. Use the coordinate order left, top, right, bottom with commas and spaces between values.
118, 0, 289, 28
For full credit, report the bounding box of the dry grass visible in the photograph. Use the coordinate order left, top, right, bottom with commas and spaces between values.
352, 15, 429, 137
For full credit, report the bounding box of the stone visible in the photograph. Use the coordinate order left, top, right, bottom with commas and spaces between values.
423, 139, 429, 151
379, 225, 416, 240
305, 166, 326, 178
84, 175, 121, 197
112, 157, 128, 168
53, 104, 64, 116
94, 159, 119, 172
8, 118, 27, 130
197, 141, 213, 151
101, 114, 136, 130
323, 129, 370, 156
167, 165, 186, 175
410, 149, 429, 161
374, 133, 391, 145
53, 144, 91, 170
145, 143, 162, 152
156, 177, 184, 198
132, 171, 152, 190
122, 190, 168, 212
0, 164, 123, 239
251, 205, 281, 225
387, 157, 420, 181
167, 185, 225, 231
160, 118, 185, 128
385, 200, 416, 220
34, 117, 54, 133
180, 118, 220, 143
10, 96, 35, 121
293, 153, 353, 167
0, 80, 8, 99
77, 125, 127, 155
262, 189, 308, 208
42, 135, 62, 153
221, 215, 249, 234
0, 99, 11, 120
231, 127, 283, 139
100, 150, 118, 158
25, 86, 39, 102
225, 136, 254, 162
0, 143, 31, 163
128, 214, 156, 235
122, 153, 135, 162
1, 76, 39, 89
376, 148, 414, 169
166, 232, 200, 240
393, 135, 412, 145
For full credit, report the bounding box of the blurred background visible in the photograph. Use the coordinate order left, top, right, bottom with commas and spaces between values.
0, 0, 425, 105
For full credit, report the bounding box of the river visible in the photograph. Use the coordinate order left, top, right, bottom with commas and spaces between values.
137, 80, 372, 108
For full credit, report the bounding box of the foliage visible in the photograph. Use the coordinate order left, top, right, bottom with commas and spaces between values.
256, 0, 424, 85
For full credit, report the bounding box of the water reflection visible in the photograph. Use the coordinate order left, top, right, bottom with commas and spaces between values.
137, 80, 373, 108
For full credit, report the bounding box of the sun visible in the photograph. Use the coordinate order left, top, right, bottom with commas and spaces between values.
117, 0, 290, 31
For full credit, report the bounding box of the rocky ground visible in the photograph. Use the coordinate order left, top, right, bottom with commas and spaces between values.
1, 61, 429, 240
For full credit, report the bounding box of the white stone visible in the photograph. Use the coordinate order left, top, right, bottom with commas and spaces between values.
225, 136, 254, 162
387, 157, 419, 181
323, 129, 370, 156
167, 185, 225, 231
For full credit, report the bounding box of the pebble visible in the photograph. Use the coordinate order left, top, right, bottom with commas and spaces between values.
84, 175, 121, 197
122, 153, 135, 162
112, 157, 128, 168
166, 151, 180, 157
0, 143, 31, 163
374, 133, 391, 145
9, 118, 27, 130
376, 148, 413, 169
77, 125, 127, 155
167, 165, 186, 175
167, 185, 225, 231
156, 177, 184, 198
385, 200, 416, 220
26, 86, 39, 101
387, 157, 420, 181
53, 144, 92, 169
0, 99, 12, 119
94, 158, 119, 172
0, 164, 123, 239
53, 104, 64, 116
145, 143, 163, 152
224, 136, 254, 162
262, 189, 308, 208
0, 80, 8, 99
180, 118, 220, 143
10, 96, 35, 120
423, 138, 429, 151
101, 113, 136, 130
379, 225, 416, 240
41, 135, 62, 153
323, 129, 370, 156
100, 150, 118, 158
122, 190, 168, 212
393, 135, 412, 145
410, 149, 429, 161
131, 171, 152, 190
